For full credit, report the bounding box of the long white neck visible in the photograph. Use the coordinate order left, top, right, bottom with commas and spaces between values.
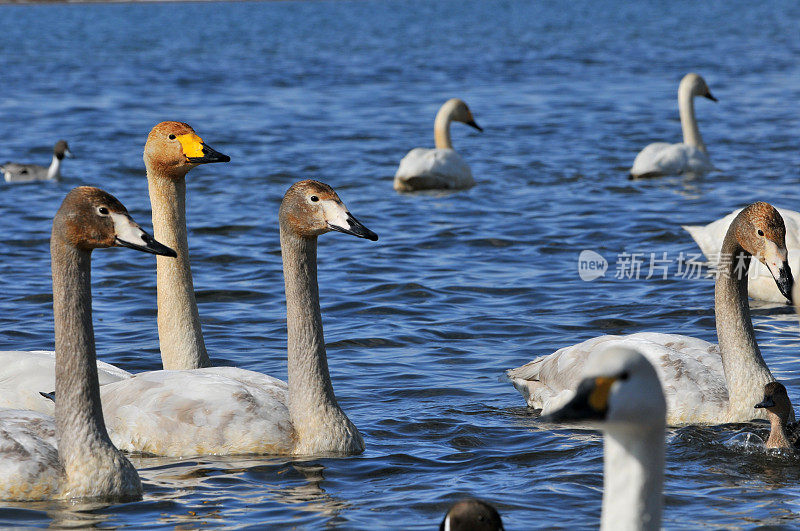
146, 169, 211, 370
46, 155, 61, 180
601, 426, 663, 531
434, 102, 457, 149
51, 238, 141, 500
715, 227, 773, 422
280, 227, 363, 455
678, 84, 706, 153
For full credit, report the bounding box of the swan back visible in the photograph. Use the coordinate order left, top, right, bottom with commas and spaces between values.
440, 499, 504, 531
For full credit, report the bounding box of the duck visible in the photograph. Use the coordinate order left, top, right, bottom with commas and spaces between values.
508, 202, 793, 425
0, 122, 229, 414
629, 73, 716, 179
440, 499, 504, 531
0, 186, 176, 501
754, 381, 800, 450
394, 98, 482, 191
2, 140, 73, 183
98, 180, 378, 457
543, 346, 665, 531
683, 206, 800, 302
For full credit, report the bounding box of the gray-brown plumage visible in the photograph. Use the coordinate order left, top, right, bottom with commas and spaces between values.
440, 499, 504, 531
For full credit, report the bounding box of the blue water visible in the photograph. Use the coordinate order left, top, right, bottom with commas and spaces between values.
0, 0, 799, 527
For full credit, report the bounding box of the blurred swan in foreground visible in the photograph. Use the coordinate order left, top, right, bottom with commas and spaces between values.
394, 98, 482, 191
0, 187, 175, 501
544, 347, 665, 531
2, 140, 73, 182
99, 180, 378, 457
440, 499, 504, 531
684, 205, 800, 302
509, 202, 793, 425
0, 123, 229, 414
630, 73, 716, 178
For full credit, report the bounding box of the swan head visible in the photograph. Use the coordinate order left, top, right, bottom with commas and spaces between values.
53, 140, 73, 160
680, 73, 717, 102
443, 98, 483, 131
53, 186, 177, 257
440, 499, 504, 531
543, 347, 666, 429
755, 381, 793, 423
144, 121, 230, 178
280, 180, 378, 241
734, 202, 793, 301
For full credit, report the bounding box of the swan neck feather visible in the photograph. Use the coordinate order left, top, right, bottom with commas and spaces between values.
434, 102, 455, 149
46, 155, 61, 180
146, 170, 211, 370
678, 83, 706, 153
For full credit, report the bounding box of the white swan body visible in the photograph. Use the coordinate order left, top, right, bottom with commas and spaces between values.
510, 202, 794, 425
99, 181, 378, 457
545, 347, 665, 531
0, 351, 131, 415
630, 73, 716, 178
683, 206, 800, 302
394, 98, 482, 191
2, 140, 72, 183
0, 187, 174, 501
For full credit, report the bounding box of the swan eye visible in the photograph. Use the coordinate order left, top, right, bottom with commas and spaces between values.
757, 229, 764, 237
310, 196, 319, 202
97, 207, 109, 216
168, 134, 176, 140
618, 371, 630, 381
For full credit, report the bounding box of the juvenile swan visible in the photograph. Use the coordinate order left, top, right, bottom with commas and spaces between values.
0, 187, 176, 501
508, 202, 793, 425
754, 382, 800, 450
630, 73, 716, 178
544, 347, 665, 531
99, 180, 378, 457
394, 98, 482, 191
684, 206, 800, 302
144, 121, 230, 370
440, 499, 504, 531
2, 140, 73, 183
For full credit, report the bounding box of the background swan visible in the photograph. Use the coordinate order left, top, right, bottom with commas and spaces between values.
394, 98, 482, 191
544, 346, 665, 531
508, 202, 793, 425
629, 73, 716, 178
754, 382, 800, 450
0, 187, 175, 501
1, 140, 73, 183
0, 122, 229, 415
99, 180, 378, 457
683, 206, 800, 302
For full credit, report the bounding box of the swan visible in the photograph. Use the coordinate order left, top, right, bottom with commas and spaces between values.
394, 98, 482, 191
0, 122, 230, 414
544, 346, 665, 531
754, 382, 800, 450
629, 73, 716, 179
0, 186, 176, 501
98, 180, 378, 457
683, 206, 800, 302
508, 202, 794, 425
440, 499, 504, 531
2, 140, 73, 183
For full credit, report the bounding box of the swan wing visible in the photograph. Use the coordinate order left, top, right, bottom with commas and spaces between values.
394, 148, 474, 190
0, 351, 131, 414
507, 332, 727, 425
631, 143, 712, 177
0, 409, 60, 500
1, 163, 48, 183
101, 367, 293, 457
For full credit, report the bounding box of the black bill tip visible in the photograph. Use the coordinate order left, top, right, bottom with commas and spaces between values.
466, 119, 483, 132
705, 92, 718, 102
775, 262, 793, 303
755, 397, 775, 409
329, 212, 378, 241
186, 143, 231, 164
540, 378, 606, 424
116, 233, 177, 257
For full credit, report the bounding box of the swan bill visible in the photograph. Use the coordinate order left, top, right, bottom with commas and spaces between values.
328, 212, 379, 241
704, 91, 718, 102
466, 119, 483, 132
185, 143, 230, 164
754, 396, 776, 409
541, 376, 614, 423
